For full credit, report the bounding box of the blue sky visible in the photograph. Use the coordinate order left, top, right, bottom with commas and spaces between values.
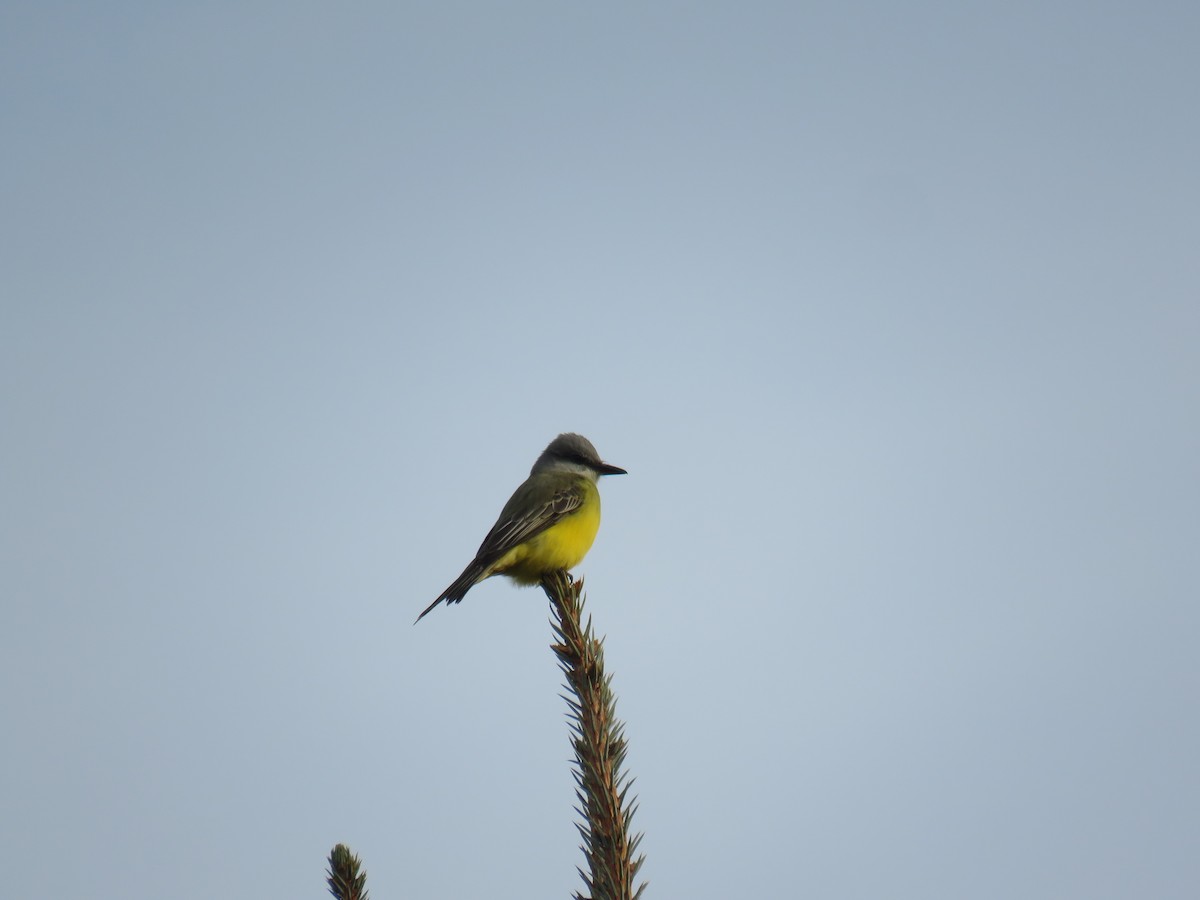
2, 3, 1197, 898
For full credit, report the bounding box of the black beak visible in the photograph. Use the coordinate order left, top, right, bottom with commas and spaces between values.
597, 462, 627, 476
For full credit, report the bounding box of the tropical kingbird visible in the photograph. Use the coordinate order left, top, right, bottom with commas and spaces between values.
416, 433, 626, 622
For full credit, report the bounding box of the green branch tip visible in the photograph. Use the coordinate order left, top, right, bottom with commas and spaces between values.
326, 844, 369, 900
542, 569, 648, 900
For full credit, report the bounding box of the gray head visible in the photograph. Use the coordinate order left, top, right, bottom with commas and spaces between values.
531, 433, 627, 479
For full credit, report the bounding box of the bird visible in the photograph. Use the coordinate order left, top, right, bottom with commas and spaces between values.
417, 433, 626, 622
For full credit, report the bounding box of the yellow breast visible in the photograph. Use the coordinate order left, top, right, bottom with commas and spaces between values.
493, 481, 602, 583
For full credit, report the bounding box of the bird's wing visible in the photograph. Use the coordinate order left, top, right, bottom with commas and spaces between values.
415, 474, 586, 622
471, 474, 586, 570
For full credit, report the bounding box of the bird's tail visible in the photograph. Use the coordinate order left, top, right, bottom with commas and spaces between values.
414, 562, 487, 623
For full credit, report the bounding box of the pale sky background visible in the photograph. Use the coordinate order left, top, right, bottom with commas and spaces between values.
2, 3, 1197, 899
